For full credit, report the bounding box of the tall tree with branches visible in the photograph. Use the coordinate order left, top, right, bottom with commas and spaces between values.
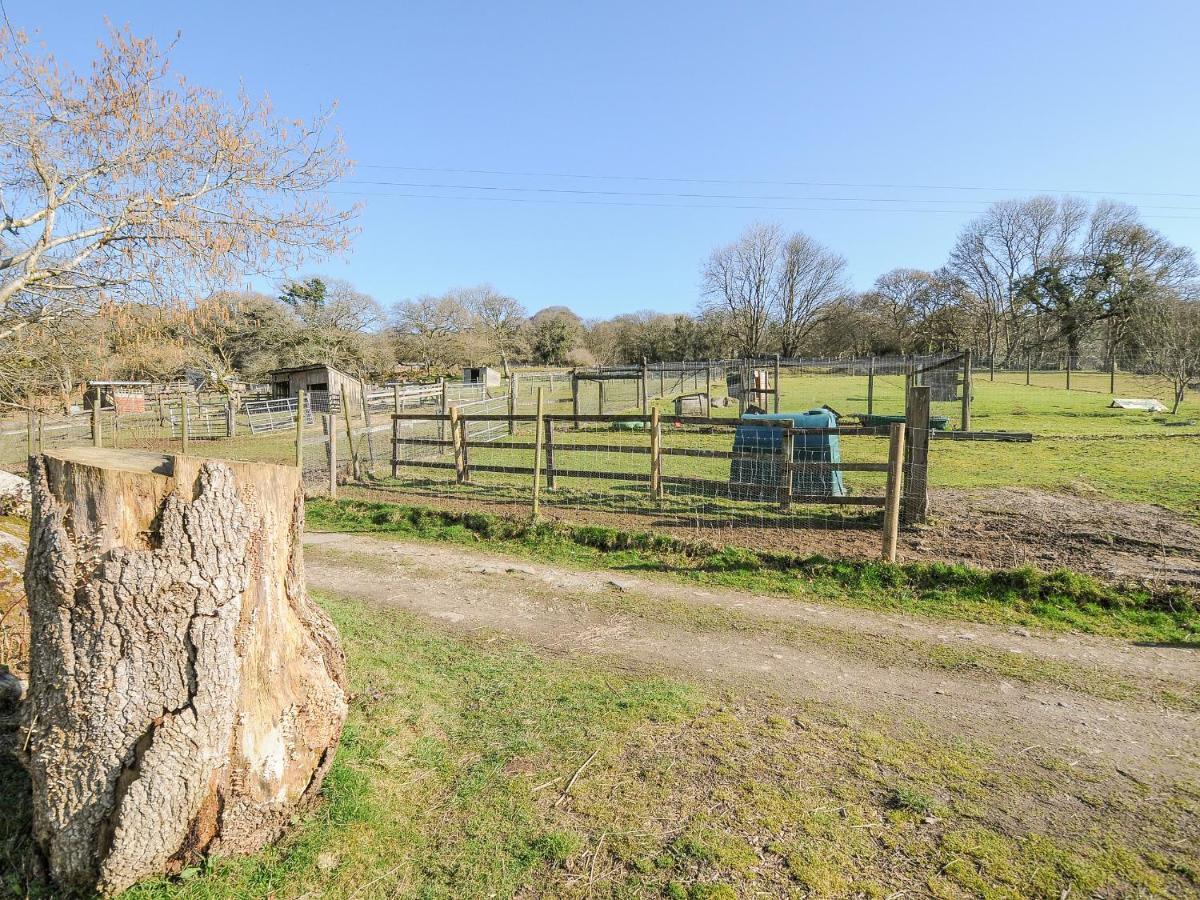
700, 224, 781, 357
775, 232, 846, 356
0, 24, 355, 342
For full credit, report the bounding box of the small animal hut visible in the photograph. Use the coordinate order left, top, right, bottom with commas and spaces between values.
675, 392, 710, 416
462, 365, 502, 387
85, 381, 153, 413
925, 366, 960, 401
268, 363, 362, 409
730, 409, 846, 498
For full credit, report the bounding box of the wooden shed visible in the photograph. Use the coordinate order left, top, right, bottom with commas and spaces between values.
86, 381, 152, 413
462, 365, 503, 387
268, 364, 362, 408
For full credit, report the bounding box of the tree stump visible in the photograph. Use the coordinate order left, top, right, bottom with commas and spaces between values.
22, 449, 347, 895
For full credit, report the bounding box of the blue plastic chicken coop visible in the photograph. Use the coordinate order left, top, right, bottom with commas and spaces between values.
730, 409, 846, 497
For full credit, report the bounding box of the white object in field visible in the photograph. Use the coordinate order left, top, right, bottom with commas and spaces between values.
1109, 398, 1167, 412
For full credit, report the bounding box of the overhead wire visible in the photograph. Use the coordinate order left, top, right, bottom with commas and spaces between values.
327, 189, 1200, 221
354, 163, 1200, 201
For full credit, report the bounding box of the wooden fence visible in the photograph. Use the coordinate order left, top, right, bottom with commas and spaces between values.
388, 391, 924, 561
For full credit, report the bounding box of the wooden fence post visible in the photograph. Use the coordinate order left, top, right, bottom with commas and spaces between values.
659, 362, 666, 398
181, 397, 190, 454
509, 375, 517, 434
705, 364, 713, 412
92, 402, 102, 448
389, 412, 399, 479
571, 373, 580, 429
226, 399, 236, 438
545, 418, 557, 490
778, 426, 795, 510
649, 407, 662, 499
295, 388, 306, 470
641, 357, 649, 414
37, 411, 45, 453
1109, 353, 1117, 395
902, 385, 930, 525
439, 378, 448, 442
1026, 355, 1032, 386
773, 353, 781, 414
867, 355, 875, 416
531, 387, 545, 519
449, 405, 464, 484
881, 423, 907, 562
459, 411, 471, 483
27, 409, 35, 458
360, 390, 376, 469
340, 385, 358, 480
598, 379, 606, 416
328, 414, 339, 497
961, 349, 972, 432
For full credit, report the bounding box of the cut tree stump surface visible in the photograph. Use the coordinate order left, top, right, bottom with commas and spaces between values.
23, 449, 347, 896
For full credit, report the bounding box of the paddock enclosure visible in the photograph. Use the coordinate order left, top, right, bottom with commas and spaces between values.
3, 354, 1197, 587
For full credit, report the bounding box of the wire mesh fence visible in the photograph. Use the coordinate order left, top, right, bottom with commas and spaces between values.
2, 359, 1196, 585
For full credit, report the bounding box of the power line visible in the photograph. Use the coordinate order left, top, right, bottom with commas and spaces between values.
341, 178, 1200, 212
356, 163, 1200, 201
328, 190, 1200, 221
343, 179, 998, 205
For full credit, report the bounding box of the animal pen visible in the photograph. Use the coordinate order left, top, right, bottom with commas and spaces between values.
370, 383, 938, 562
3, 357, 1002, 554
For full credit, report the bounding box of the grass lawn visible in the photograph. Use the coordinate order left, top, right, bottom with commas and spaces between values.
4, 592, 1192, 899
768, 372, 1200, 516
378, 371, 1200, 521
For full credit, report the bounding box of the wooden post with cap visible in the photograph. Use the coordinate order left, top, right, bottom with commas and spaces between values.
881, 423, 906, 562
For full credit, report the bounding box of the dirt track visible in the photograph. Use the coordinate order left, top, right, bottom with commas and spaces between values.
304, 531, 1200, 783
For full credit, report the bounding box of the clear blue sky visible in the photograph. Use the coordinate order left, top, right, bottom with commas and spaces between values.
16, 0, 1200, 318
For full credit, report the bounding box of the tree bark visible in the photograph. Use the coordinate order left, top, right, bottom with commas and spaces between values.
22, 448, 347, 896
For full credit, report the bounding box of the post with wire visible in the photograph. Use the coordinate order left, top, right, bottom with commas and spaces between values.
531, 387, 545, 519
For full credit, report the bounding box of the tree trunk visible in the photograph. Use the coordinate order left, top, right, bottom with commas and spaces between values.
22, 448, 347, 896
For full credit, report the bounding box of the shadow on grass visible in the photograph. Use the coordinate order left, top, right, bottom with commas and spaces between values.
0, 731, 49, 899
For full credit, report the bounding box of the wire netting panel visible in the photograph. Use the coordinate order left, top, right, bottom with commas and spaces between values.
245, 396, 314, 433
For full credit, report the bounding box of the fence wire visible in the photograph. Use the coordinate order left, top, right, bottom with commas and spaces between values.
1, 361, 1196, 588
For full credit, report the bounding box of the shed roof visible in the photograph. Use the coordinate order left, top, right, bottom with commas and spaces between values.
268, 363, 349, 378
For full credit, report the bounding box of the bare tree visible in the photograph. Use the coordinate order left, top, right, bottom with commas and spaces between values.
700, 224, 781, 356
775, 233, 846, 357
947, 196, 1087, 362
1016, 203, 1198, 361
1137, 294, 1200, 414
460, 285, 527, 370
285, 277, 385, 333
391, 293, 472, 369
0, 25, 354, 341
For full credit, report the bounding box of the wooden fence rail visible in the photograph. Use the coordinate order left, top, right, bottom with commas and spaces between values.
388, 409, 915, 559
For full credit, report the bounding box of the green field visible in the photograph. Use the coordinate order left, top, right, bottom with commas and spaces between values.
766, 372, 1200, 515
4, 592, 1192, 899
373, 371, 1199, 522
8, 370, 1197, 522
